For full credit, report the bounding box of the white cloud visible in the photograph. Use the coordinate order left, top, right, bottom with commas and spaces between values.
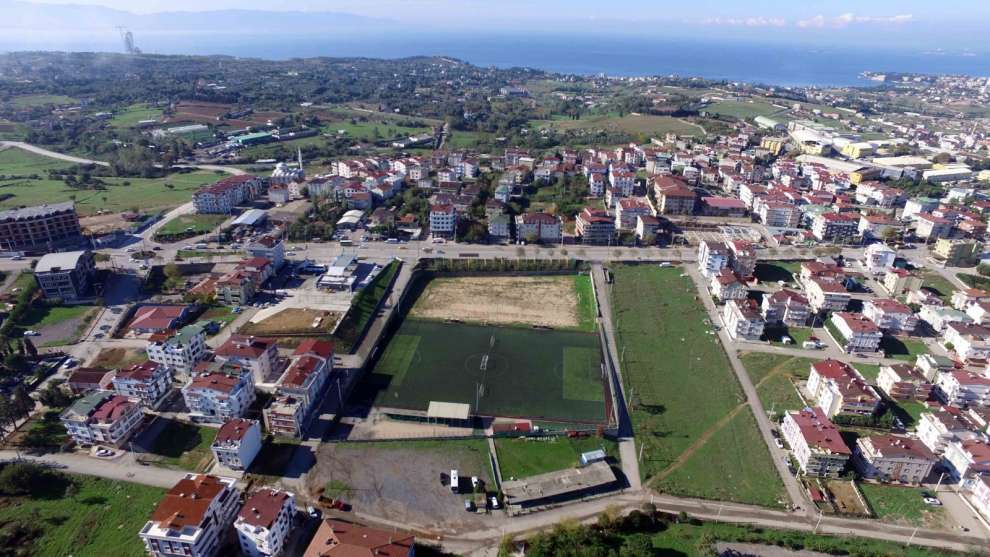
699, 16, 787, 27
797, 13, 913, 29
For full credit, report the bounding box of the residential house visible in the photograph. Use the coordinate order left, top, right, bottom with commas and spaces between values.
759, 201, 803, 228
214, 270, 258, 306
60, 391, 143, 447
211, 418, 262, 471
112, 360, 173, 409
139, 474, 241, 557
236, 489, 296, 557
829, 312, 883, 353
0, 201, 83, 253
127, 305, 191, 335
854, 435, 937, 484
782, 408, 851, 477
66, 367, 115, 394
635, 215, 661, 244
858, 214, 899, 241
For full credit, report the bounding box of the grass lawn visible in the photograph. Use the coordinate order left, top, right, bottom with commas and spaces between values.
0, 473, 164, 557
333, 260, 400, 350
20, 304, 97, 329
10, 94, 77, 108
145, 419, 217, 472
109, 104, 163, 128
0, 149, 220, 215
853, 363, 881, 382
611, 265, 784, 506
957, 273, 990, 290
858, 482, 945, 526
541, 113, 705, 137
738, 352, 814, 414
90, 347, 147, 368
198, 305, 240, 332
753, 262, 801, 284
495, 436, 618, 480
656, 407, 788, 508
573, 273, 597, 332
155, 213, 227, 238
879, 336, 928, 362
888, 400, 930, 429
762, 326, 813, 346
920, 272, 957, 302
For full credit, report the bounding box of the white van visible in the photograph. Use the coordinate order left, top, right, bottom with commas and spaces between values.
450, 469, 459, 494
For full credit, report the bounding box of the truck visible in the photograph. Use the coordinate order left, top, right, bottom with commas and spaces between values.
450, 469, 459, 494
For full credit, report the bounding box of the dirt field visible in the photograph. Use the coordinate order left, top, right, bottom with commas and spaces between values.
826, 480, 871, 517
240, 308, 342, 336
89, 347, 148, 368
409, 276, 580, 328
80, 213, 131, 235
306, 441, 496, 533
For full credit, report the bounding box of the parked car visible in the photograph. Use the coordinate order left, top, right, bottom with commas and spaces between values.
307, 506, 321, 519
774, 438, 784, 449
22, 330, 40, 337
489, 496, 500, 510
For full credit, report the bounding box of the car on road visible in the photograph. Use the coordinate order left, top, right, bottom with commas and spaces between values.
152, 246, 162, 251
285, 251, 296, 256
94, 333, 104, 339
60, 358, 77, 370
126, 247, 135, 252
774, 438, 784, 449
100, 324, 112, 331
95, 448, 113, 457
22, 330, 40, 337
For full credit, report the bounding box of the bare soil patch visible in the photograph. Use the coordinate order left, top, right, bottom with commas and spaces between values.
90, 347, 147, 368
409, 276, 579, 328
240, 308, 342, 336
825, 480, 871, 517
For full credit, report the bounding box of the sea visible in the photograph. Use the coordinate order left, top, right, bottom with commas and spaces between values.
5, 31, 990, 88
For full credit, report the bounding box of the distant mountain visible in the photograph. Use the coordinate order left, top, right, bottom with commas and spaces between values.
0, 1, 395, 34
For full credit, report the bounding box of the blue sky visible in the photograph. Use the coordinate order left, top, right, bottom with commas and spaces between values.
8, 0, 990, 50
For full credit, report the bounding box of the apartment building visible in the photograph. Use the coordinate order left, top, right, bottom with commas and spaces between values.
864, 243, 897, 273
943, 439, 990, 482
139, 474, 241, 557
876, 363, 934, 402
722, 299, 765, 341
942, 322, 990, 362
854, 435, 937, 484
575, 207, 615, 245
515, 212, 562, 243
112, 360, 173, 409
264, 339, 333, 438
147, 324, 207, 376
653, 176, 696, 215
782, 408, 851, 477
807, 359, 880, 418
811, 212, 859, 243
804, 277, 850, 313
214, 335, 280, 385
697, 239, 731, 278
429, 204, 457, 237
236, 489, 296, 557
761, 289, 811, 327
193, 175, 263, 214
710, 269, 748, 302
882, 268, 922, 296
727, 240, 757, 279
933, 238, 982, 266
935, 370, 990, 408
759, 201, 802, 228
60, 391, 144, 447
211, 418, 262, 471
33, 250, 96, 301
246, 234, 286, 269
182, 372, 256, 423
914, 212, 954, 240
862, 298, 918, 334
0, 201, 83, 253
917, 409, 986, 455
968, 476, 990, 523
614, 197, 653, 231
829, 312, 883, 353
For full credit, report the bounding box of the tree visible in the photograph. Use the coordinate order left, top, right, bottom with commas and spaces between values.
0, 462, 64, 496
21, 337, 37, 358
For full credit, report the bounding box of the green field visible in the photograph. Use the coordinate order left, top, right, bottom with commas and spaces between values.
0, 150, 222, 215
20, 304, 97, 329
853, 363, 881, 382
495, 436, 618, 480
0, 473, 163, 557
704, 99, 788, 120
10, 94, 77, 108
155, 213, 227, 237
144, 419, 218, 471
539, 113, 705, 137
656, 408, 787, 507
610, 265, 783, 507
753, 261, 802, 283
573, 274, 598, 332
879, 336, 929, 362
370, 318, 606, 423
109, 104, 163, 128
920, 272, 957, 301
958, 273, 990, 290
739, 352, 814, 414
858, 483, 944, 526
332, 260, 400, 350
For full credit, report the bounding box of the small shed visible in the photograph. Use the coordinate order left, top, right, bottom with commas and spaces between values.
579, 449, 607, 467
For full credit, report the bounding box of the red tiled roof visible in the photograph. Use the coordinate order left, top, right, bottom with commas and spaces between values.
128, 305, 188, 331
216, 335, 277, 359
215, 418, 256, 444
189, 373, 241, 394
294, 339, 335, 359
702, 196, 746, 210
789, 408, 850, 455
304, 519, 414, 557
90, 395, 135, 423
115, 360, 163, 382
149, 475, 229, 530
239, 490, 291, 529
